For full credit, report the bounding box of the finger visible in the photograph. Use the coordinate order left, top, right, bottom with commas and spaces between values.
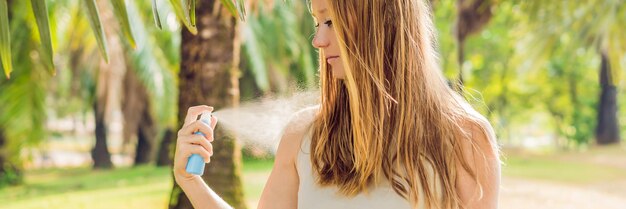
183, 105, 214, 127
189, 145, 212, 163
185, 134, 213, 152
178, 120, 214, 140
210, 116, 218, 130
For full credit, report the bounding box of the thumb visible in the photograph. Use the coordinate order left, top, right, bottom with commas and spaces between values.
211, 116, 218, 130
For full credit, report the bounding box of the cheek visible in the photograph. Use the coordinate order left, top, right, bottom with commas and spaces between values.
329, 30, 339, 47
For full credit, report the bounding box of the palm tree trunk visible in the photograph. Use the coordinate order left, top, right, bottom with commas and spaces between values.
92, 100, 113, 169
122, 59, 157, 165
454, 0, 493, 91
92, 0, 126, 169
456, 38, 465, 90
169, 1, 246, 209
156, 128, 175, 166
595, 49, 620, 145
135, 108, 157, 164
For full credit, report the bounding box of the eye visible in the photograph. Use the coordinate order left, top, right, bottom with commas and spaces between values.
314, 20, 332, 28
324, 20, 332, 27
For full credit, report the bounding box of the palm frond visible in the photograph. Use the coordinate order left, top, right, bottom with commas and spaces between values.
110, 0, 137, 49
151, 0, 162, 29
167, 0, 197, 34
0, 3, 48, 159
515, 0, 625, 85
126, 0, 179, 127
30, 0, 55, 75
242, 1, 317, 93
0, 0, 11, 78
82, 0, 109, 62
243, 23, 270, 91
189, 0, 195, 26
220, 0, 244, 21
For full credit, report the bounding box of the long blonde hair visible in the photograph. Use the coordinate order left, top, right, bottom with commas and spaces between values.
310, 0, 495, 208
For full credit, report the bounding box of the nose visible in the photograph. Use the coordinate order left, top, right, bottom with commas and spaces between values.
312, 30, 330, 49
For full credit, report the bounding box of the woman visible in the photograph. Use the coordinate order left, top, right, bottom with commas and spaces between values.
173, 0, 501, 208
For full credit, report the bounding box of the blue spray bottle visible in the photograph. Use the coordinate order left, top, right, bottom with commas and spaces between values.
185, 112, 212, 175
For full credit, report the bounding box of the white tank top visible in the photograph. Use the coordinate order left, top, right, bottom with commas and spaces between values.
296, 125, 433, 209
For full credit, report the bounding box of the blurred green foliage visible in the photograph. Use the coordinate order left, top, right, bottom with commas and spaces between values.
0, 0, 624, 187
434, 0, 624, 146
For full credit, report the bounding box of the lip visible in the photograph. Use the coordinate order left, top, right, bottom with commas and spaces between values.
326, 56, 340, 64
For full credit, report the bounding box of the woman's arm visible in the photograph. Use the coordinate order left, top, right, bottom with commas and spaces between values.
177, 176, 233, 209
173, 105, 232, 209
257, 107, 317, 209
174, 105, 315, 209
255, 123, 303, 209
456, 121, 501, 209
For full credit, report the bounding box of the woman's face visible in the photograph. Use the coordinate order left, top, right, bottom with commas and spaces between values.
311, 0, 345, 79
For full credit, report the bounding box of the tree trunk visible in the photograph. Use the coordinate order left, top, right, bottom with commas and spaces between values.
91, 0, 126, 169
456, 38, 465, 91
122, 59, 157, 166
134, 109, 157, 164
156, 128, 175, 166
454, 0, 493, 91
92, 101, 113, 169
169, 1, 246, 209
595, 50, 620, 145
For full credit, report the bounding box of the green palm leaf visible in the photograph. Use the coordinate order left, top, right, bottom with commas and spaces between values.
152, 0, 162, 29
0, 0, 11, 78
241, 1, 318, 93
220, 0, 239, 20
110, 0, 136, 49
516, 0, 625, 85
30, 0, 55, 75
0, 4, 47, 160
189, 0, 195, 27
226, 0, 246, 21
83, 0, 109, 62
235, 0, 246, 21
243, 23, 270, 91
168, 0, 197, 34
126, 0, 178, 127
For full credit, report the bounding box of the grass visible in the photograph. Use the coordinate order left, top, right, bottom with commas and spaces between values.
242, 157, 274, 207
503, 155, 626, 184
2, 147, 625, 209
0, 166, 172, 209
501, 145, 626, 185
0, 157, 274, 209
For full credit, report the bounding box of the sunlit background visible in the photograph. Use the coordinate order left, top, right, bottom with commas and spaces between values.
0, 0, 625, 208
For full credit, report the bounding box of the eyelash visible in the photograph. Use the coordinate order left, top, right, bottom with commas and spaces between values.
315, 20, 333, 28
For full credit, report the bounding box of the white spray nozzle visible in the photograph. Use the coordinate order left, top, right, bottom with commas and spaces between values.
199, 112, 212, 124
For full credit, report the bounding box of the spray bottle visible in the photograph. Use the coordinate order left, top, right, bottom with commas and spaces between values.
185, 112, 212, 175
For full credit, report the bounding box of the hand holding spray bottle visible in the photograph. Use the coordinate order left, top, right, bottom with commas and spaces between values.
185, 112, 212, 175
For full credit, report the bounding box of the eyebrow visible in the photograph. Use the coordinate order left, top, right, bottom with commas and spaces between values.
312, 8, 327, 18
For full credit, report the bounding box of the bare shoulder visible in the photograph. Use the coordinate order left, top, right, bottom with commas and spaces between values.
456, 108, 501, 208
459, 109, 500, 159
283, 105, 320, 136
274, 105, 320, 163
257, 105, 319, 209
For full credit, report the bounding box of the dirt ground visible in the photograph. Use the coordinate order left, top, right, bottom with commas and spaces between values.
499, 177, 626, 209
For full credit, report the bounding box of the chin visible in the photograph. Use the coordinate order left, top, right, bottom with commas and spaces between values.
332, 72, 345, 80
327, 62, 345, 79
330, 67, 345, 79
